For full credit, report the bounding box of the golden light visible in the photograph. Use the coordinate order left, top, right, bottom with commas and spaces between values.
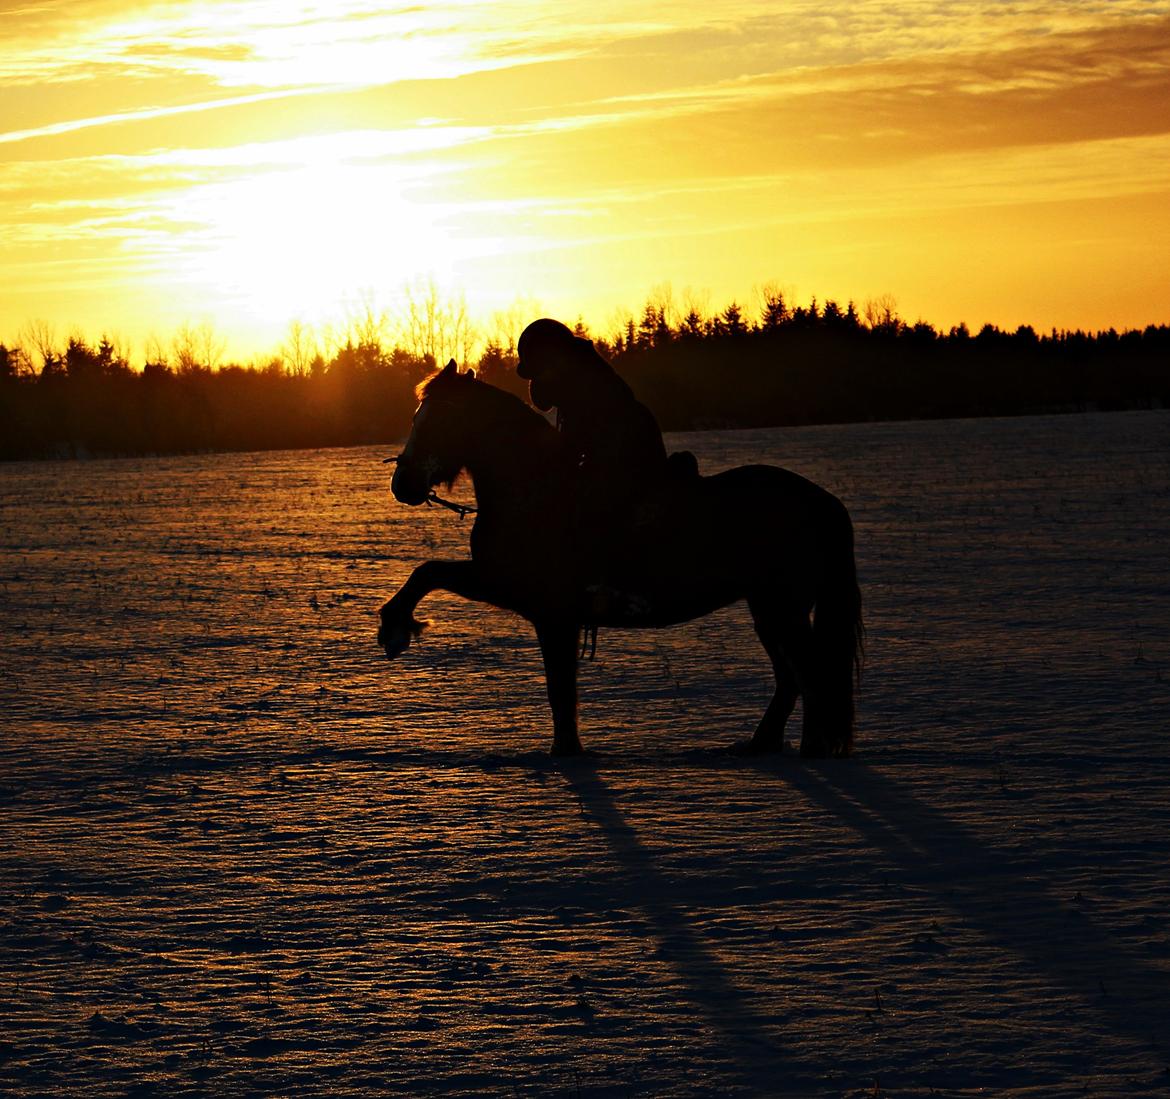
0, 1, 1167, 358
143, 129, 497, 340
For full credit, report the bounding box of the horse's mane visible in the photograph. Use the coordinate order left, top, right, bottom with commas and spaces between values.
416, 367, 555, 440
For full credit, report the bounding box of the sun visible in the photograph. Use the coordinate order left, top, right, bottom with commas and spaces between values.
168, 136, 474, 341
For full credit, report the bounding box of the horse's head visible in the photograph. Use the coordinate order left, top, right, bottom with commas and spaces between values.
392, 359, 476, 506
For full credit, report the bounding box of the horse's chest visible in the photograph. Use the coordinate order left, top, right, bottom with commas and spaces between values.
470, 518, 570, 605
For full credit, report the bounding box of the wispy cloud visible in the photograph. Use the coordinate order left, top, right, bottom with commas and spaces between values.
0, 0, 653, 90
2, 0, 1168, 349
0, 86, 328, 145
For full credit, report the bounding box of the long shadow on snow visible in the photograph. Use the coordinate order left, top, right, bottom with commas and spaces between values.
557, 757, 824, 1095
777, 760, 1169, 1053
124, 737, 1168, 1056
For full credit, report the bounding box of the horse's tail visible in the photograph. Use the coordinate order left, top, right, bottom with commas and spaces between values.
807, 493, 863, 756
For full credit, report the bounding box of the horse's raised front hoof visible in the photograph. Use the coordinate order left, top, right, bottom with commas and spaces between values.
378, 626, 411, 659
377, 613, 426, 660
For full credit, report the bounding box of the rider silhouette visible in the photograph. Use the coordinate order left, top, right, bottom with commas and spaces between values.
516, 318, 696, 615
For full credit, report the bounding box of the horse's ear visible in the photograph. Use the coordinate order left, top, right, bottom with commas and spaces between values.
464, 367, 476, 381
442, 358, 457, 375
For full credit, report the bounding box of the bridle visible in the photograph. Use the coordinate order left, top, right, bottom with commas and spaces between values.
382, 454, 477, 519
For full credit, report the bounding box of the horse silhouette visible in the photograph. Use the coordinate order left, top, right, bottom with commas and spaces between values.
380, 359, 862, 757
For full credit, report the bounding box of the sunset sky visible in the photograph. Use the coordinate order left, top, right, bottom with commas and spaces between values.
2, 0, 1169, 361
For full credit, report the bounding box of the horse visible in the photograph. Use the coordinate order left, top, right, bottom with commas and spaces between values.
379, 359, 862, 758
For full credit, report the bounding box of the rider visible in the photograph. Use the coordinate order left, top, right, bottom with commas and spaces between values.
516, 318, 696, 613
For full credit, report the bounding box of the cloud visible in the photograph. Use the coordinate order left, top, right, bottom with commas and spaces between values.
0, 0, 610, 91
427, 13, 1170, 200
3, 0, 1169, 345
6, 8, 1169, 276
0, 86, 326, 146
6, 2, 1167, 166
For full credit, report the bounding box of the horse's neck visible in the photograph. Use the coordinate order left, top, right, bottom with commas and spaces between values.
458, 396, 562, 514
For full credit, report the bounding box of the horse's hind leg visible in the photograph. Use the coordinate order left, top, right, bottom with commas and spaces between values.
747, 595, 855, 759
800, 628, 855, 760
802, 493, 859, 757
741, 599, 809, 754
536, 620, 584, 757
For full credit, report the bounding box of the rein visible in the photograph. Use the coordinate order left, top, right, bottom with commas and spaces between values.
426, 492, 476, 520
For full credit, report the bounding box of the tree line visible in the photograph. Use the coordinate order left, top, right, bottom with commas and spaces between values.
1, 290, 1167, 460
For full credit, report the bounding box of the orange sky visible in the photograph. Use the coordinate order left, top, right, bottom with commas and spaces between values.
2, 1, 1169, 362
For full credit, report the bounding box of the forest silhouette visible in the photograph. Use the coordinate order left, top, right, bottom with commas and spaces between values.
2, 290, 1167, 460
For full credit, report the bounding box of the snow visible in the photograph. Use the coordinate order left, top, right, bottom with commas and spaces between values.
1, 410, 1168, 1096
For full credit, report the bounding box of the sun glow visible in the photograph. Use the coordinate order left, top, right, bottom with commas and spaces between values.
149, 130, 498, 333
1, 1, 1168, 359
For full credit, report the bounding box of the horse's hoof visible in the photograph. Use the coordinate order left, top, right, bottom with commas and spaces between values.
378, 624, 412, 659
380, 639, 411, 660
377, 614, 426, 660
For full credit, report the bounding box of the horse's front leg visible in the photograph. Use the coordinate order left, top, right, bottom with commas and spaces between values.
536, 620, 584, 756
378, 560, 490, 658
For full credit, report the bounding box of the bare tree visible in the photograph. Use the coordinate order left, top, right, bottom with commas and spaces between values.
22, 318, 58, 372
400, 278, 438, 364
399, 279, 477, 366
343, 291, 388, 352
196, 321, 226, 370
645, 281, 676, 330
282, 319, 318, 377
450, 294, 477, 366
489, 295, 541, 355
864, 293, 900, 331
173, 321, 225, 373
143, 333, 169, 370
172, 324, 200, 373
317, 320, 341, 360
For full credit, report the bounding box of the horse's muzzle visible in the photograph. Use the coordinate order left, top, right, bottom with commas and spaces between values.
391, 463, 431, 506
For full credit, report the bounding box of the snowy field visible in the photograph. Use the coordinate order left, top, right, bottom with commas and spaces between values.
1, 410, 1168, 1098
